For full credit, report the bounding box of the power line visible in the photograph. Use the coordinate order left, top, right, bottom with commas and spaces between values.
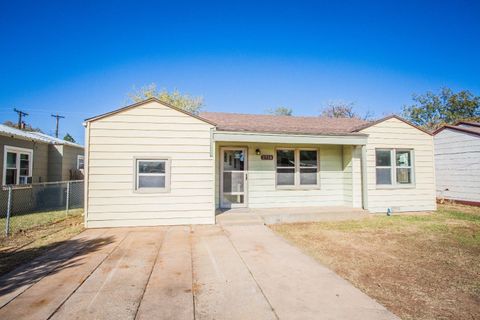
13, 108, 29, 129
51, 114, 65, 138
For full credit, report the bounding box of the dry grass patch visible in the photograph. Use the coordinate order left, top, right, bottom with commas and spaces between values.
271, 204, 480, 320
0, 210, 84, 275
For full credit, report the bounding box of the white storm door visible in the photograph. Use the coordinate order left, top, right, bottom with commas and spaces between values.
220, 148, 247, 208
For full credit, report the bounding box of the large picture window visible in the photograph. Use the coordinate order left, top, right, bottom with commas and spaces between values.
276, 149, 319, 188
375, 149, 414, 186
3, 146, 33, 185
135, 159, 170, 192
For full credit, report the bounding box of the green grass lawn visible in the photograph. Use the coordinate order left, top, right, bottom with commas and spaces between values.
271, 203, 480, 320
0, 208, 83, 237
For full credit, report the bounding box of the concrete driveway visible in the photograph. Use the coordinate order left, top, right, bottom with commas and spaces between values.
0, 224, 398, 320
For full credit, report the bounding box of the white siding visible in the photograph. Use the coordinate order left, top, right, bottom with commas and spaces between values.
86, 101, 215, 228
215, 143, 353, 209
434, 128, 480, 203
360, 118, 436, 213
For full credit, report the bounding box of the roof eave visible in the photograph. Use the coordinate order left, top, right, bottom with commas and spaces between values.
433, 125, 480, 137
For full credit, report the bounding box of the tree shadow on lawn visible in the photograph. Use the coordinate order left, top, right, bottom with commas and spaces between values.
0, 235, 114, 297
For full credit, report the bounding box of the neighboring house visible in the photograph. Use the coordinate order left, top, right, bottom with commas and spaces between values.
83, 98, 436, 228
0, 124, 84, 185
433, 121, 480, 206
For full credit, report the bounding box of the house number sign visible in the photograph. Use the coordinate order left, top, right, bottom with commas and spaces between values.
261, 155, 273, 160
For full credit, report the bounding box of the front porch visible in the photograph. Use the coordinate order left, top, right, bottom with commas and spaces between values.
216, 206, 369, 225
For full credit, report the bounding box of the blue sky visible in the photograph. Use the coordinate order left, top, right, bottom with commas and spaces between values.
1, 0, 479, 144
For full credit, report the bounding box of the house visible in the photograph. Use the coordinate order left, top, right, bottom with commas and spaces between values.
83, 98, 436, 228
433, 121, 480, 206
0, 124, 84, 185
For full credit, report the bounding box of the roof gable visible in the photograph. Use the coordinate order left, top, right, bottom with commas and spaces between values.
85, 98, 216, 126
353, 115, 433, 136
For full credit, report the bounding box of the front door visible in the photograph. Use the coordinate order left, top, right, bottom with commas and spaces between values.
220, 148, 247, 208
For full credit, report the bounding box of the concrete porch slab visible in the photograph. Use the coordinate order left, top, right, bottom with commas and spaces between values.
216, 206, 369, 225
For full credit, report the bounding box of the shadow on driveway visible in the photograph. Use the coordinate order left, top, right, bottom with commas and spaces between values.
0, 235, 114, 297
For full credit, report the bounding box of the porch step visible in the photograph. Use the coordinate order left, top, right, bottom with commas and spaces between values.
215, 211, 265, 226
216, 206, 369, 225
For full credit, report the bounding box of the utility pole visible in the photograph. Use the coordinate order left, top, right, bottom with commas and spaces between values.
51, 114, 65, 138
13, 108, 29, 129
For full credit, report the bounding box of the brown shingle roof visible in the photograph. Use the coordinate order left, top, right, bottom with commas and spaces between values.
199, 112, 369, 135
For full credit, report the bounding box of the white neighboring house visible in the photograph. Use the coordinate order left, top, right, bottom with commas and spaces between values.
434, 121, 480, 206
83, 98, 437, 228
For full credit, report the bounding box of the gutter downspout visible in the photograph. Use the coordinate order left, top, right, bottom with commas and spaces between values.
361, 145, 368, 210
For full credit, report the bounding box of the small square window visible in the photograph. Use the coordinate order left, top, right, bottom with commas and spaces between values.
135, 159, 170, 192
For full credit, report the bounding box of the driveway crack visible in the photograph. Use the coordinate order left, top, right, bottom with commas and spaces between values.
221, 225, 280, 320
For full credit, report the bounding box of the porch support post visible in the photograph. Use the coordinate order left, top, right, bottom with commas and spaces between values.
361, 145, 369, 210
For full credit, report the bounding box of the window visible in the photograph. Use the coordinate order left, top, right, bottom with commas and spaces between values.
276, 149, 319, 188
3, 146, 33, 185
77, 155, 84, 170
135, 159, 170, 192
375, 149, 414, 186
276, 150, 295, 186
299, 150, 318, 185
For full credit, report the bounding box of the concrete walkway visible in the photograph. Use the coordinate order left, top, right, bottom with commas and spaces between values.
0, 225, 398, 320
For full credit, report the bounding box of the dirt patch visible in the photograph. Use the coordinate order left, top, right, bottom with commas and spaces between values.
271, 204, 480, 320
0, 213, 84, 275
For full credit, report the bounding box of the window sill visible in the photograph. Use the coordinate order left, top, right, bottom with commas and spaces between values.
375, 184, 416, 190
134, 188, 170, 194
276, 185, 321, 191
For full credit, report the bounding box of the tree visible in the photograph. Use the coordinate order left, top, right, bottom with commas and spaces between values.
403, 88, 480, 131
63, 133, 76, 143
266, 106, 293, 116
320, 101, 373, 120
3, 120, 43, 133
128, 83, 204, 114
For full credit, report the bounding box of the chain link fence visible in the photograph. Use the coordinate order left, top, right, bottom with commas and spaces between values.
0, 180, 84, 237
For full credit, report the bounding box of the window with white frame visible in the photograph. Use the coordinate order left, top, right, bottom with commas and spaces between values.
3, 146, 33, 185
276, 149, 318, 187
135, 159, 170, 191
77, 155, 84, 170
375, 149, 414, 186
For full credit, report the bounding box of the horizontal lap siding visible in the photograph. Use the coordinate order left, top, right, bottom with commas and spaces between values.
434, 129, 480, 203
86, 101, 215, 227
215, 143, 348, 209
360, 118, 436, 212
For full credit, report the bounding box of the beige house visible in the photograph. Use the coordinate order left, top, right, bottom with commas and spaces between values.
84, 98, 436, 228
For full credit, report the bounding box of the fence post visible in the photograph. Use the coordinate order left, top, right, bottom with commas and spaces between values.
66, 181, 70, 216
5, 186, 12, 237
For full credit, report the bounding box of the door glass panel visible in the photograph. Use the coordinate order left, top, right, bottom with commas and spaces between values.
223, 194, 244, 205
223, 172, 245, 192
223, 150, 245, 171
